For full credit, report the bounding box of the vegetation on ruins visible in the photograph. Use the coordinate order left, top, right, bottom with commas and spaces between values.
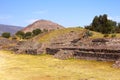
15, 28, 42, 39
111, 34, 116, 38
85, 30, 93, 37
32, 28, 42, 36
24, 32, 32, 39
15, 31, 25, 39
103, 34, 109, 38
2, 32, 11, 38
85, 14, 120, 34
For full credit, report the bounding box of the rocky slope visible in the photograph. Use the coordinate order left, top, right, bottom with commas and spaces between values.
22, 20, 64, 32
0, 24, 23, 35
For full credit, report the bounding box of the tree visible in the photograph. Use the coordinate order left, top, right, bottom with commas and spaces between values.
115, 23, 120, 33
32, 29, 42, 36
85, 14, 117, 34
118, 23, 120, 28
24, 32, 32, 39
2, 32, 11, 38
15, 31, 25, 39
92, 16, 99, 31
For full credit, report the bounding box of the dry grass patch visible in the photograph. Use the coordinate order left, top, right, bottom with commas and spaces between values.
0, 50, 120, 80
39, 28, 85, 43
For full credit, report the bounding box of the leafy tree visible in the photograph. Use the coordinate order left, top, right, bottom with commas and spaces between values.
32, 29, 42, 36
118, 23, 120, 27
92, 16, 99, 31
24, 32, 32, 39
85, 14, 117, 34
116, 23, 120, 33
15, 31, 25, 39
2, 32, 11, 38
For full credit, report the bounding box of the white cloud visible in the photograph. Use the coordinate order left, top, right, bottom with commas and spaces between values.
108, 16, 120, 22
0, 15, 12, 20
33, 10, 48, 14
26, 19, 39, 24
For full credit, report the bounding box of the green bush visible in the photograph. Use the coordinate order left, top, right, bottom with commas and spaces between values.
104, 34, 109, 37
111, 34, 116, 38
24, 32, 32, 39
15, 31, 25, 39
11, 36, 17, 40
85, 30, 93, 37
32, 29, 42, 36
2, 32, 11, 38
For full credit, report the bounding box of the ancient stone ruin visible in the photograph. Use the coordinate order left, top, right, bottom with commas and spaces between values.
1, 30, 120, 68
11, 40, 41, 54
46, 37, 120, 68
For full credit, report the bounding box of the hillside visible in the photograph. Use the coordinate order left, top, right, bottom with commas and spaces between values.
0, 24, 23, 35
38, 28, 103, 43
22, 20, 64, 33
12, 28, 103, 54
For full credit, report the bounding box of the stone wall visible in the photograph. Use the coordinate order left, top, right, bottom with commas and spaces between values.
46, 47, 120, 61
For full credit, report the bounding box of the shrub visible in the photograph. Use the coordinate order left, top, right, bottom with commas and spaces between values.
111, 34, 116, 38
85, 30, 93, 37
24, 32, 32, 39
15, 31, 25, 39
104, 34, 109, 37
11, 36, 17, 40
32, 29, 42, 36
2, 32, 11, 38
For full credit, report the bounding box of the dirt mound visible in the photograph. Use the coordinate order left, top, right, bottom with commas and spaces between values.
22, 20, 64, 33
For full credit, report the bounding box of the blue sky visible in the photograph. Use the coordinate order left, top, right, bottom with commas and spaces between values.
0, 0, 120, 27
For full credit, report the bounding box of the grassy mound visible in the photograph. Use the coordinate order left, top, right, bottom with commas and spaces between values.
38, 28, 103, 43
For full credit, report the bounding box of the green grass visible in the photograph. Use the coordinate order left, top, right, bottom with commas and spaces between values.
0, 50, 120, 80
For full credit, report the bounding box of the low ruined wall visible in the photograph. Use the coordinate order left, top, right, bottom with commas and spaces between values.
46, 48, 60, 55
46, 47, 120, 61
74, 51, 120, 61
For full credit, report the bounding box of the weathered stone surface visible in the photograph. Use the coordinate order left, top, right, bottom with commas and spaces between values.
46, 37, 120, 61
113, 60, 120, 68
12, 40, 43, 54
25, 49, 37, 55
46, 48, 60, 55
46, 47, 120, 61
54, 49, 74, 60
0, 38, 18, 50
92, 38, 109, 42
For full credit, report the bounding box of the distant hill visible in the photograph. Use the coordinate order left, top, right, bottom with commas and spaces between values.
22, 20, 64, 33
0, 24, 23, 35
